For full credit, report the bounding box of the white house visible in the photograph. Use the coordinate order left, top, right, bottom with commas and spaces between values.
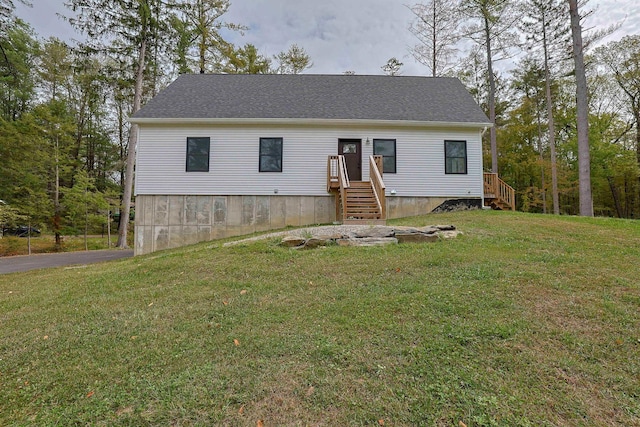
130, 74, 505, 255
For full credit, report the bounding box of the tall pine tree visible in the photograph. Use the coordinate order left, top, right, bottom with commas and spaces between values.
65, 0, 173, 247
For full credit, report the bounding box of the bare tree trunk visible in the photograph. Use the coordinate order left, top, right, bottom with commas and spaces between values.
107, 207, 111, 247
484, 11, 498, 174
624, 176, 634, 218
535, 107, 548, 214
27, 217, 31, 255
634, 109, 640, 217
431, 0, 437, 78
54, 131, 61, 250
84, 192, 88, 251
542, 14, 560, 215
607, 176, 623, 218
117, 38, 147, 249
569, 0, 593, 217
198, 0, 206, 74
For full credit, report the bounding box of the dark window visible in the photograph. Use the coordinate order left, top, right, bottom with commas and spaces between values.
373, 139, 396, 173
445, 140, 467, 174
259, 137, 283, 172
186, 137, 210, 172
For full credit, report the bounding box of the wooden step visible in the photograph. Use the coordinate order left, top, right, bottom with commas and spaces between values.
347, 205, 379, 209
346, 192, 374, 197
484, 198, 511, 211
347, 205, 379, 210
347, 202, 378, 206
340, 181, 384, 222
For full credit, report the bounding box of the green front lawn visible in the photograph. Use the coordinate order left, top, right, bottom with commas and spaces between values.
1, 210, 638, 426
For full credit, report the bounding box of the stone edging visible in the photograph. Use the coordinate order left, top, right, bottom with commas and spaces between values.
278, 225, 461, 249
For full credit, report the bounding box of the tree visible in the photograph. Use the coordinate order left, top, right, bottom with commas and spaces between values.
14, 186, 49, 254
506, 58, 550, 212
64, 169, 107, 250
0, 0, 31, 38
408, 0, 462, 77
30, 99, 77, 249
588, 111, 640, 217
595, 36, 640, 167
220, 43, 271, 74
382, 57, 403, 76
38, 38, 72, 102
569, 0, 593, 216
455, 48, 487, 105
0, 17, 38, 121
70, 55, 119, 191
0, 0, 30, 22
460, 0, 520, 174
176, 0, 244, 74
274, 44, 312, 74
520, 0, 569, 214
65, 0, 174, 248
0, 199, 20, 238
169, 15, 192, 74
0, 108, 59, 249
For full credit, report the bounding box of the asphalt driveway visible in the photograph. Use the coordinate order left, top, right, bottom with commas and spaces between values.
0, 250, 134, 274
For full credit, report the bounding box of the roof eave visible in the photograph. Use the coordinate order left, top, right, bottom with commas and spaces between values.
128, 117, 493, 128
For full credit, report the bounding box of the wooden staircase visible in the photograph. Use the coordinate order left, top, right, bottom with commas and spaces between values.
343, 181, 385, 224
327, 155, 387, 225
484, 173, 516, 211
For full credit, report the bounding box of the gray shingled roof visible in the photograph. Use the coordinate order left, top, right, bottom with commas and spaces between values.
132, 74, 490, 124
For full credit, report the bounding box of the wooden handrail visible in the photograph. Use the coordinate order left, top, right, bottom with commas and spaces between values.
483, 173, 516, 211
338, 155, 350, 220
328, 155, 351, 220
328, 155, 387, 221
338, 155, 350, 189
327, 155, 350, 188
484, 172, 497, 196
369, 155, 386, 219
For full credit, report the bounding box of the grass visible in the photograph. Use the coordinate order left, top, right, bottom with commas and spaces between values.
0, 210, 639, 426
0, 234, 127, 257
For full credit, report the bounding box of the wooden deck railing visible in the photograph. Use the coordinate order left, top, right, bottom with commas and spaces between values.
327, 155, 339, 192
338, 156, 350, 220
483, 173, 516, 211
327, 155, 351, 220
369, 155, 386, 219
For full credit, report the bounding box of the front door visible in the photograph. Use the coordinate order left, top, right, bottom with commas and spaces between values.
338, 139, 362, 181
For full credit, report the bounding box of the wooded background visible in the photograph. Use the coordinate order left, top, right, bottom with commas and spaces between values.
1, 0, 638, 249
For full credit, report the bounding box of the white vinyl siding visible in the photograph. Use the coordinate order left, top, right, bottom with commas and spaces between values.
135, 123, 484, 198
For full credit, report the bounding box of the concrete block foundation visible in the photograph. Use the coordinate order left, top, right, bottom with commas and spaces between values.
134, 195, 481, 255
135, 195, 337, 255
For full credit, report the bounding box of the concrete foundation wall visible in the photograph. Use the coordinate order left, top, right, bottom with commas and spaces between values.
134, 194, 481, 255
135, 195, 335, 255
387, 197, 448, 219
386, 197, 482, 219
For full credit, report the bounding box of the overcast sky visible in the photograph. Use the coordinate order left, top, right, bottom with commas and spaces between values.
16, 0, 640, 76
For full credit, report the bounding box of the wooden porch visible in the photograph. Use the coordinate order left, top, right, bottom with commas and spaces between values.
327, 155, 386, 224
326, 157, 516, 223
